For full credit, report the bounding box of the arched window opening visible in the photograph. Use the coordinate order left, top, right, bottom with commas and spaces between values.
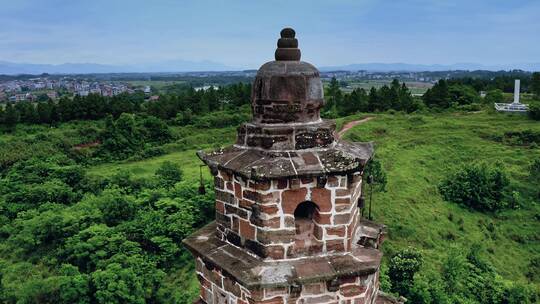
294, 201, 318, 236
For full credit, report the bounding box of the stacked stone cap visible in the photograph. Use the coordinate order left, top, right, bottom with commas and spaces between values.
275, 27, 301, 61
198, 28, 374, 180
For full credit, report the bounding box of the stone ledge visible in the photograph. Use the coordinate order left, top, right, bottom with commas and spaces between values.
375, 291, 406, 304
183, 222, 382, 290
236, 120, 336, 151
198, 141, 374, 181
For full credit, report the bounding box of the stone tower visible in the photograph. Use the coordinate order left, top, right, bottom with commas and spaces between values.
184, 28, 386, 304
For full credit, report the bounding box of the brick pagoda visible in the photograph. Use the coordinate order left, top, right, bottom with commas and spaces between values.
184, 28, 387, 304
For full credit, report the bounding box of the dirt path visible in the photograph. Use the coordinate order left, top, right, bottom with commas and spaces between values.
337, 117, 374, 139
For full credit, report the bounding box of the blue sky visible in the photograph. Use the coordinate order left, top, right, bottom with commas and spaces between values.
0, 0, 539, 68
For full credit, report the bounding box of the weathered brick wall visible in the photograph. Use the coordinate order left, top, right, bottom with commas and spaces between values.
213, 169, 363, 260
195, 257, 252, 304
195, 256, 380, 304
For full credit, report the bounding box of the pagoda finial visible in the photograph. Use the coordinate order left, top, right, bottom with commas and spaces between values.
275, 27, 301, 61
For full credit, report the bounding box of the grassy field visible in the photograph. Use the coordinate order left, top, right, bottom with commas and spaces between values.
87, 125, 237, 181
85, 110, 539, 288
342, 111, 539, 282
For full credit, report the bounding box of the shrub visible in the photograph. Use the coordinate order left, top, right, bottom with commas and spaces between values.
155, 161, 183, 188
530, 158, 540, 180
484, 89, 504, 104
389, 247, 423, 296
503, 129, 540, 146
438, 163, 510, 212
528, 102, 540, 120
365, 159, 387, 192
408, 115, 426, 126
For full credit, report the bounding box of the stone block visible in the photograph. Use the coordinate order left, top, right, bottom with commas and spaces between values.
298, 295, 336, 304
281, 188, 307, 214
201, 286, 213, 304
335, 197, 350, 205
221, 171, 232, 182
243, 189, 260, 202
213, 288, 228, 304
211, 269, 223, 288
311, 188, 331, 212
235, 182, 243, 199
232, 216, 239, 232
301, 177, 315, 184
226, 230, 242, 247
253, 216, 281, 229
226, 204, 248, 219
260, 192, 279, 204
284, 216, 295, 228
313, 212, 331, 225
250, 180, 271, 191
290, 178, 301, 189
335, 189, 351, 197
259, 204, 279, 216
327, 176, 339, 187
340, 284, 366, 297
223, 276, 242, 298
302, 283, 326, 295
197, 273, 211, 288
335, 204, 351, 213
217, 190, 236, 205
240, 199, 254, 210
275, 179, 288, 189
214, 177, 224, 190
313, 224, 324, 240
339, 275, 358, 285
334, 213, 351, 225
265, 287, 288, 299
216, 212, 231, 228
326, 239, 345, 252
257, 228, 295, 245
255, 296, 284, 304
245, 239, 265, 258
240, 219, 256, 239
216, 201, 225, 213
265, 245, 285, 259
326, 226, 346, 237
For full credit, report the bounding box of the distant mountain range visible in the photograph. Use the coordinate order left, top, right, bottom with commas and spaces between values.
1, 60, 538, 75
0, 60, 233, 75
319, 62, 540, 72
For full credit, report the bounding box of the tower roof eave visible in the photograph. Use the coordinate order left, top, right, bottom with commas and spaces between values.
182, 222, 382, 290
197, 141, 374, 181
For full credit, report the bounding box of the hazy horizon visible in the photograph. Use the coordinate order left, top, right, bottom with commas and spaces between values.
1, 0, 539, 69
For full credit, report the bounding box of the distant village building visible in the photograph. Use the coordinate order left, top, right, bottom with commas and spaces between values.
183, 28, 394, 304
46, 91, 58, 100
494, 79, 529, 113
194, 85, 218, 91
90, 88, 102, 95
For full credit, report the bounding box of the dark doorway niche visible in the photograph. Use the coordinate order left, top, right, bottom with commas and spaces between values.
294, 201, 318, 234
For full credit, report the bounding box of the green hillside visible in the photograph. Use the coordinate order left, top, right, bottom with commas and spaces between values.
341, 112, 539, 282
0, 110, 538, 303
87, 111, 539, 301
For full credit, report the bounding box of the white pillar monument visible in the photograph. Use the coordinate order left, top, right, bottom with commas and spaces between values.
513, 79, 520, 104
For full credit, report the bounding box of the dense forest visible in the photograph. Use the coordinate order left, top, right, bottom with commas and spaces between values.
0, 75, 539, 303
2, 72, 540, 129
